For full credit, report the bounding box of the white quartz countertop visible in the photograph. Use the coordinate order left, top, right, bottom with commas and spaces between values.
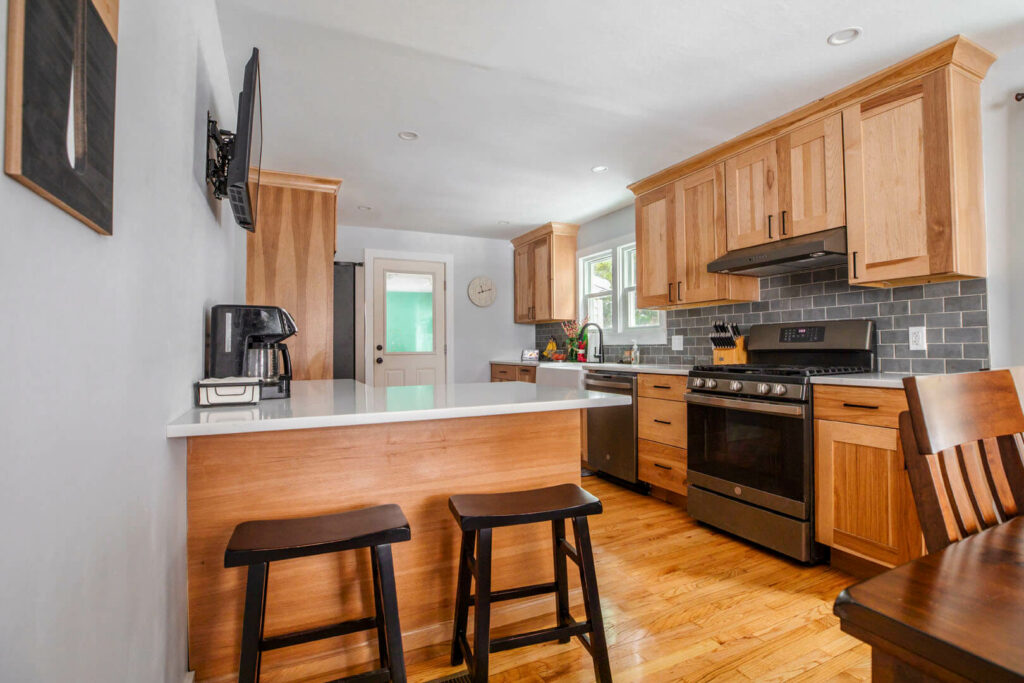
167, 379, 631, 438
810, 373, 912, 389
490, 360, 691, 376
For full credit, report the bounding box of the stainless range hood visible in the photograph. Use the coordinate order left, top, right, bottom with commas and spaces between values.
707, 227, 848, 277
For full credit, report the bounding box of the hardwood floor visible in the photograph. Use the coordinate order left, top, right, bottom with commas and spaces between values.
404, 477, 870, 682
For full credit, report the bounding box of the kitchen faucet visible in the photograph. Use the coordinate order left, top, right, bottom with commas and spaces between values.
580, 322, 604, 363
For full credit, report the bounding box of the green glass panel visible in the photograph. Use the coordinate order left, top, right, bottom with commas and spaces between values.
385, 272, 434, 353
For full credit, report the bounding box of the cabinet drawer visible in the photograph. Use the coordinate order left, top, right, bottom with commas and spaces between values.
638, 397, 687, 448
813, 385, 908, 428
516, 366, 537, 383
638, 374, 688, 400
490, 364, 517, 381
638, 440, 687, 494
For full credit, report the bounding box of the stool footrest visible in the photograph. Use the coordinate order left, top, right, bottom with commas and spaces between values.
469, 581, 557, 606
260, 616, 377, 652
490, 622, 591, 653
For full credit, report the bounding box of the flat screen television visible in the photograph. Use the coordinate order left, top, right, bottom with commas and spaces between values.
226, 48, 262, 231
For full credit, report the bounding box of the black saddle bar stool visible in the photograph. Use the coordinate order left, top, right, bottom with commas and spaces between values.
448, 483, 612, 682
224, 504, 411, 682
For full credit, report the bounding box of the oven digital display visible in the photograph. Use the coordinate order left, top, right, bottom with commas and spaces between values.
779, 326, 825, 343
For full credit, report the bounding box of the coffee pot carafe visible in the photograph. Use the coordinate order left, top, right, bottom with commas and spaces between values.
244, 342, 292, 398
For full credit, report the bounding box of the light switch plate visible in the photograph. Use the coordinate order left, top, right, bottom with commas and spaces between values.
909, 326, 927, 351
671, 335, 685, 351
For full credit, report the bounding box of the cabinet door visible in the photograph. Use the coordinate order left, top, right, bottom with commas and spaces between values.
677, 164, 727, 303
532, 236, 552, 322
725, 141, 779, 251
513, 245, 534, 322
635, 185, 675, 308
843, 77, 945, 285
777, 113, 845, 238
815, 419, 924, 567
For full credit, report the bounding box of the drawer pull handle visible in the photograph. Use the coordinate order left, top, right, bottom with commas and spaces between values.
654, 463, 672, 470
843, 403, 879, 410
652, 385, 672, 389
653, 419, 672, 425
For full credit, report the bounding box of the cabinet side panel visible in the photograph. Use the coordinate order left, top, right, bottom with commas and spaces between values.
922, 69, 955, 275
949, 68, 987, 277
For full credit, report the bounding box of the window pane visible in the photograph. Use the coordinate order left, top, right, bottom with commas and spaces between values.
586, 295, 612, 329
628, 290, 660, 328
385, 272, 434, 352
585, 255, 613, 294
621, 245, 637, 289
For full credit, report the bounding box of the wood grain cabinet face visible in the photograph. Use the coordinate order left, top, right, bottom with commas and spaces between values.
725, 141, 779, 251
638, 439, 688, 494
843, 68, 987, 286
511, 223, 578, 323
635, 185, 675, 308
638, 397, 687, 449
815, 418, 924, 568
777, 113, 846, 238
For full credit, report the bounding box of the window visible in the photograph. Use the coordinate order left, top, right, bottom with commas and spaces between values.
579, 241, 665, 345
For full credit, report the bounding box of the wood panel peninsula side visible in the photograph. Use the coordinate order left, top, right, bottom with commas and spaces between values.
168, 379, 630, 682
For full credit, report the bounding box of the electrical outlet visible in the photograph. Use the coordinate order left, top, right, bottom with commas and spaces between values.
909, 326, 927, 351
671, 335, 685, 351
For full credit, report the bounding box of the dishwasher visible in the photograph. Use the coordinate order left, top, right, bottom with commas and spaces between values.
584, 370, 638, 483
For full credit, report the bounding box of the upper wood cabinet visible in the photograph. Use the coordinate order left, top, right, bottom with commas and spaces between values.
635, 165, 758, 309
247, 170, 342, 381
844, 68, 987, 287
778, 113, 846, 238
511, 222, 578, 323
725, 141, 778, 250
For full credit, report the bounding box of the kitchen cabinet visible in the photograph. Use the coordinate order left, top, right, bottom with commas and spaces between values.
511, 222, 578, 323
636, 373, 689, 498
777, 113, 846, 238
489, 363, 536, 383
814, 386, 924, 568
247, 170, 342, 380
634, 166, 757, 309
725, 141, 778, 250
638, 439, 687, 496
844, 68, 987, 287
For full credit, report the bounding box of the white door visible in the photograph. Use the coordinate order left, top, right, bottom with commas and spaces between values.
372, 258, 447, 386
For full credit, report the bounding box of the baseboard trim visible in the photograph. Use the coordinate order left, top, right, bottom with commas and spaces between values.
183, 670, 195, 683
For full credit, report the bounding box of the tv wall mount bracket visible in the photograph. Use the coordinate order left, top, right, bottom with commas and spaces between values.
206, 112, 235, 200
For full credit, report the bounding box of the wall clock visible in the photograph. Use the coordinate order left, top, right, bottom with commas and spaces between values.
468, 276, 496, 307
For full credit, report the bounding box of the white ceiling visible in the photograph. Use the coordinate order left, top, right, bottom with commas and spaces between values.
215, 0, 1024, 239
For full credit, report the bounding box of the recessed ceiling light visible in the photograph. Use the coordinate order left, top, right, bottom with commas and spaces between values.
498, 220, 510, 225
591, 165, 609, 173
827, 27, 862, 46
357, 205, 372, 212
397, 131, 419, 141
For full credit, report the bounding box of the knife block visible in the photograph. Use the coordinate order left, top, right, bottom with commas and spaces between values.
713, 336, 748, 365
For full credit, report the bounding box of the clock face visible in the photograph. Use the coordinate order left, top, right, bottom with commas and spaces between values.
468, 276, 496, 307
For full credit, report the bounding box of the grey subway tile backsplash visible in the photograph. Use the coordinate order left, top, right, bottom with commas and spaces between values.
534, 267, 989, 374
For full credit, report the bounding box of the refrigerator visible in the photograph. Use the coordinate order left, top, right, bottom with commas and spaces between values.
333, 262, 365, 381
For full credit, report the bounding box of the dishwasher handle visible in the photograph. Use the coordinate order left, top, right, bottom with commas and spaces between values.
585, 378, 635, 391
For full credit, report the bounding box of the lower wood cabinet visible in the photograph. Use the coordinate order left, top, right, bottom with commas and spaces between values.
815, 413, 924, 568
637, 397, 687, 449
638, 439, 687, 495
489, 363, 536, 383
636, 374, 689, 498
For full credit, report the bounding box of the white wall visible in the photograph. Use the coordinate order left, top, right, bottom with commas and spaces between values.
0, 1, 241, 681
577, 205, 634, 249
337, 225, 534, 381
983, 42, 1024, 368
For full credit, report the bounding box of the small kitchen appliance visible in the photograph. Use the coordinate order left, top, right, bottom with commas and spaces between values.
686, 319, 875, 563
208, 304, 297, 399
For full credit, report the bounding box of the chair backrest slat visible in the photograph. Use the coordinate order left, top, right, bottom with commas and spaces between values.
900, 369, 1024, 553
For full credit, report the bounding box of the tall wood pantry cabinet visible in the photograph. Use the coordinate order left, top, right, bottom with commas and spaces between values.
246, 170, 343, 380
512, 222, 578, 323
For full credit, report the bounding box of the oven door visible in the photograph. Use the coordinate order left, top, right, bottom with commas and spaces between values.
686, 393, 812, 519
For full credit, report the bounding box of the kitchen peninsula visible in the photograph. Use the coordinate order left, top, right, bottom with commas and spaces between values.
167, 379, 629, 681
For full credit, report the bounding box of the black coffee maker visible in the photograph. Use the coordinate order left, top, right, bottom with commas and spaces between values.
208, 305, 298, 399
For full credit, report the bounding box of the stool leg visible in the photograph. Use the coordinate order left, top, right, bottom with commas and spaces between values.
472, 528, 493, 683
450, 529, 476, 666
552, 519, 571, 643
370, 546, 389, 669
238, 562, 269, 683
373, 544, 407, 683
572, 517, 612, 683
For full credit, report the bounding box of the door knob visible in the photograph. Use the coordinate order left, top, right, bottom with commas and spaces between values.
376, 357, 383, 364
376, 344, 383, 351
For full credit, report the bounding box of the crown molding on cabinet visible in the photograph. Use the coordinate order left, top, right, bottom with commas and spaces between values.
259, 169, 343, 194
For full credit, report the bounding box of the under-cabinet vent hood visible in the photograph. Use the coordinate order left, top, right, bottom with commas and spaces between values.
707, 227, 848, 277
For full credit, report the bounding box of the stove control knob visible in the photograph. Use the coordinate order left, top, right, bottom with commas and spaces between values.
692, 378, 705, 388
756, 383, 771, 395
773, 384, 787, 396
729, 381, 743, 392
705, 379, 718, 389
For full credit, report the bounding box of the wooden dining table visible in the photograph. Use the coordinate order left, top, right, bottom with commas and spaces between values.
834, 515, 1024, 682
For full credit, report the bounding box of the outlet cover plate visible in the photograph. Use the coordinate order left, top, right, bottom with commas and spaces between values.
909, 326, 927, 351
671, 335, 685, 351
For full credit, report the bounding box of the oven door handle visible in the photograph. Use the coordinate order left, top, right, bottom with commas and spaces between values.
685, 393, 807, 417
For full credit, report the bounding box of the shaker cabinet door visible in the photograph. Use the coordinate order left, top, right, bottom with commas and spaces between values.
635, 185, 675, 308
725, 141, 779, 251
777, 113, 846, 239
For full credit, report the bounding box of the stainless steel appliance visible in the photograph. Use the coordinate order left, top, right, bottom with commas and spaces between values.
707, 227, 847, 276
584, 370, 638, 483
208, 304, 297, 399
686, 319, 875, 563
333, 262, 366, 381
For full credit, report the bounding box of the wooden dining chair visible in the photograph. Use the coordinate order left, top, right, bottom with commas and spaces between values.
899, 369, 1024, 553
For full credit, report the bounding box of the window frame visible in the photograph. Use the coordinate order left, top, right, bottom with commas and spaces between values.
577, 238, 666, 346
